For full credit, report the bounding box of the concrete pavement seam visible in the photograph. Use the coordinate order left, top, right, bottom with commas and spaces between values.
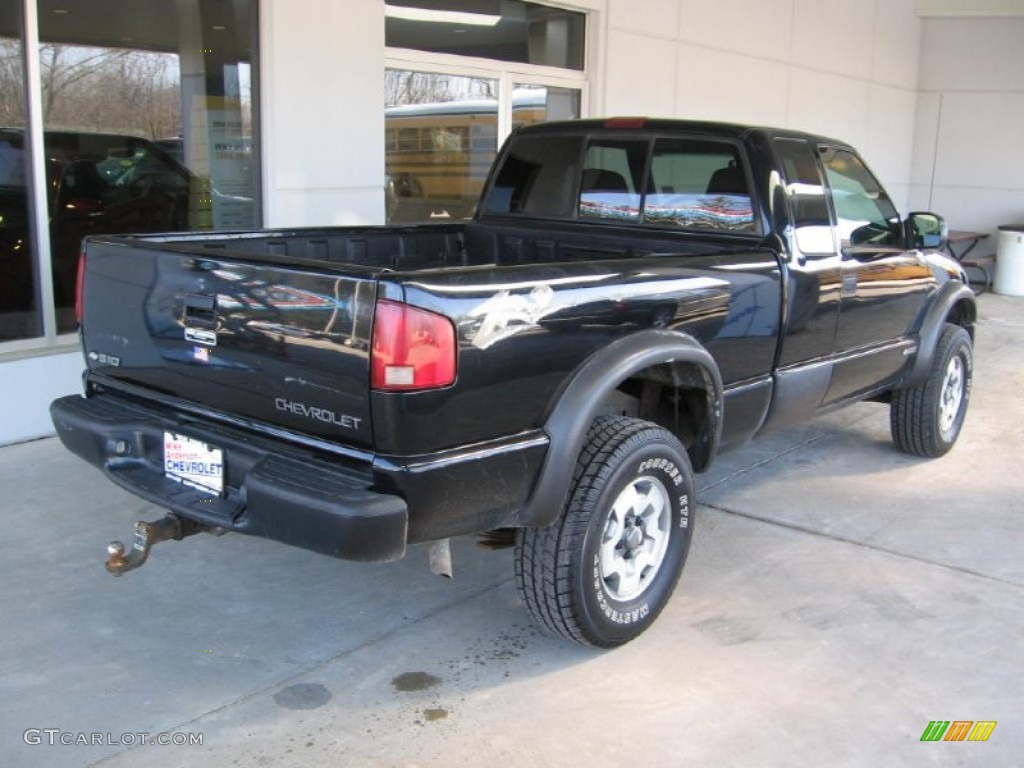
697, 428, 844, 494
700, 502, 1022, 589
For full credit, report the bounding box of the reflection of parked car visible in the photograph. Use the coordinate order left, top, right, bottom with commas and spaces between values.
0, 129, 192, 333
155, 135, 186, 165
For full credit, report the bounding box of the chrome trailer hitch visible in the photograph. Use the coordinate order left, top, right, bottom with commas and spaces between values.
105, 514, 205, 576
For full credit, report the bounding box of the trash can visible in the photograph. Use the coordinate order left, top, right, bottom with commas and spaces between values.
994, 224, 1024, 296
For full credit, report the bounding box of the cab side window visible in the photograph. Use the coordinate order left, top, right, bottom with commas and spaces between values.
774, 138, 834, 254
819, 147, 901, 248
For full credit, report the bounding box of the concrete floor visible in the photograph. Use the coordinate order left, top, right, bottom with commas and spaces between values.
2, 294, 1022, 768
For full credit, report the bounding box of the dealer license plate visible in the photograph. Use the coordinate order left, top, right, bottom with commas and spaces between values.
163, 432, 224, 496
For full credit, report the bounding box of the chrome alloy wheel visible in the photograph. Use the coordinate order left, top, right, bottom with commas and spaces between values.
939, 354, 965, 436
599, 476, 672, 601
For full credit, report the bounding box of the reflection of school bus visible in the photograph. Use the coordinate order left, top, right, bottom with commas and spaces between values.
385, 91, 549, 221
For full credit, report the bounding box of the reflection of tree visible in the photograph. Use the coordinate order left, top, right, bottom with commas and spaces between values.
0, 39, 24, 125
1, 40, 256, 141
385, 70, 496, 107
41, 46, 126, 121
41, 45, 180, 138
0, 40, 181, 139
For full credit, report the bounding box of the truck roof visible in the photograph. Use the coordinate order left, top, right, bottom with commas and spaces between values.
515, 117, 852, 149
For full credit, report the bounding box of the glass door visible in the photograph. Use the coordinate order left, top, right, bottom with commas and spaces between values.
384, 1, 587, 224
385, 70, 582, 224
512, 83, 580, 129
385, 70, 499, 222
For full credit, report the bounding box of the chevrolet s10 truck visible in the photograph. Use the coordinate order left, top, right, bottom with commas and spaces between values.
51, 119, 976, 647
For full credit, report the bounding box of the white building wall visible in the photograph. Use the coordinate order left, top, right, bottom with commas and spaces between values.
260, 0, 387, 227
909, 16, 1024, 239
603, 0, 921, 210
0, 350, 82, 443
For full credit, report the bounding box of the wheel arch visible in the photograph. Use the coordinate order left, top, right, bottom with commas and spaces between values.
904, 281, 976, 388
516, 330, 722, 529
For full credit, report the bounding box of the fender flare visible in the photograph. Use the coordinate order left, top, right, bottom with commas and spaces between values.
515, 330, 723, 529
903, 281, 976, 388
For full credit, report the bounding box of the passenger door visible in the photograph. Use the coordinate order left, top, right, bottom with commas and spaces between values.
819, 146, 933, 403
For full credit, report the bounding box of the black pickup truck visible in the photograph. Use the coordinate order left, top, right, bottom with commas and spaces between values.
51, 119, 976, 647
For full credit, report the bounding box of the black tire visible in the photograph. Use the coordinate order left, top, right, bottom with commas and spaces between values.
891, 323, 973, 457
515, 416, 695, 648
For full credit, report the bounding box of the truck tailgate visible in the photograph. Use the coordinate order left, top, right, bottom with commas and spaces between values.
80, 241, 379, 449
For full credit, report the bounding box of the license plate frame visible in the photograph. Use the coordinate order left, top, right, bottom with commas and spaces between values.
163, 431, 224, 497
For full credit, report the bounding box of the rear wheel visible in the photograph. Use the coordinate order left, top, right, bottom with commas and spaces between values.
515, 416, 695, 648
891, 323, 973, 457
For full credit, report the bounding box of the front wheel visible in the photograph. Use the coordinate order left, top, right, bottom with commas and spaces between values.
891, 323, 973, 457
515, 416, 695, 648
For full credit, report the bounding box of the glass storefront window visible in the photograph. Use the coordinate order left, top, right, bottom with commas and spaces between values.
386, 0, 585, 70
385, 1, 585, 225
385, 70, 499, 223
384, 73, 582, 224
0, 3, 41, 342
37, 0, 260, 334
511, 83, 580, 129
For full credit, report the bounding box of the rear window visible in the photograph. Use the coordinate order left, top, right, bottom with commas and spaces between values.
578, 139, 647, 222
482, 131, 756, 234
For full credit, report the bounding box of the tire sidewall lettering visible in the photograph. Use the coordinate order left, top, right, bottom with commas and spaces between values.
591, 552, 651, 625
637, 457, 684, 487
579, 442, 694, 637
638, 457, 690, 529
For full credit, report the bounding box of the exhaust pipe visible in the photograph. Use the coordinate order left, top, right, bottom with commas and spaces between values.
105, 514, 204, 576
428, 538, 453, 579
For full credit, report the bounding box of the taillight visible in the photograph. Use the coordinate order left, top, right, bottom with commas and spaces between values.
371, 300, 456, 391
74, 250, 86, 326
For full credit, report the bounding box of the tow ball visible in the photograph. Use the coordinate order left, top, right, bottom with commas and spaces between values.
105, 514, 204, 576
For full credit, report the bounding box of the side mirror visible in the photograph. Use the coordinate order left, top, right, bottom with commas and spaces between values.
905, 212, 948, 251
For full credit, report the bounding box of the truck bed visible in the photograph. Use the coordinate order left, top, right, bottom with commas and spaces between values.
135, 223, 475, 271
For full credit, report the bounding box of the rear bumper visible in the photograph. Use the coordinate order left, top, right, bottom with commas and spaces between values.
50, 394, 408, 562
